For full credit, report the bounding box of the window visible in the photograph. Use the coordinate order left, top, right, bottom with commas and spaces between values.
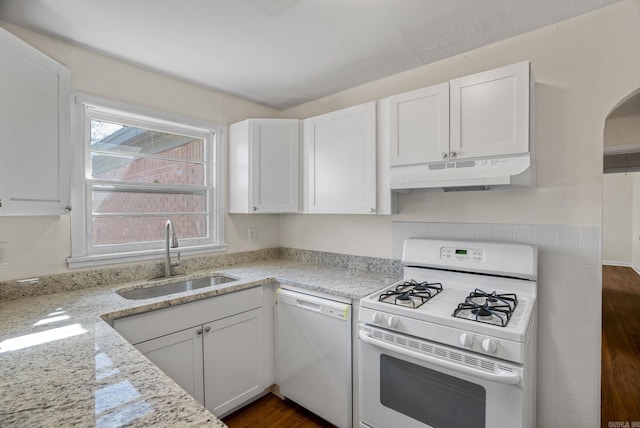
68, 96, 225, 268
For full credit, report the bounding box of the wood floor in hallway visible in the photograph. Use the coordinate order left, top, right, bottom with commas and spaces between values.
602, 265, 640, 426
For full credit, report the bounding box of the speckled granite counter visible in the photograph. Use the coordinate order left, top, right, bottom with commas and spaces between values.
0, 258, 400, 427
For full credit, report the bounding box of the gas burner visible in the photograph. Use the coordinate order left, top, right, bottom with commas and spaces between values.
378, 280, 443, 309
471, 307, 494, 319
452, 289, 518, 327
395, 279, 443, 298
466, 289, 518, 311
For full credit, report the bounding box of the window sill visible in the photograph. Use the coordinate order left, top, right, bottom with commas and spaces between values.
67, 244, 228, 269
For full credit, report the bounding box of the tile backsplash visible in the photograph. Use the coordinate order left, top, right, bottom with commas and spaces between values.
392, 221, 602, 428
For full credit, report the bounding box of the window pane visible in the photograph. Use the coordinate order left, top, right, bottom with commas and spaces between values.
92, 215, 207, 245
91, 154, 205, 185
93, 190, 206, 214
91, 120, 204, 162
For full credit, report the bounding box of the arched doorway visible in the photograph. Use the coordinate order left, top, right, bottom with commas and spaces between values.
601, 88, 640, 425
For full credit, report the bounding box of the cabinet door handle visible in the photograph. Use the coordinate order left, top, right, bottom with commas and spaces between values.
441, 152, 448, 159
369, 208, 376, 214
197, 328, 203, 335
449, 151, 457, 158
204, 326, 211, 333
252, 206, 257, 211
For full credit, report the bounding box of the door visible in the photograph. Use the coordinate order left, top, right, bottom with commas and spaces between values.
250, 119, 299, 213
135, 326, 205, 404
303, 102, 376, 214
389, 82, 450, 165
450, 61, 530, 160
203, 308, 264, 417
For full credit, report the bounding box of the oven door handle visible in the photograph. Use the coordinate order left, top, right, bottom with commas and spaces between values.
359, 330, 521, 385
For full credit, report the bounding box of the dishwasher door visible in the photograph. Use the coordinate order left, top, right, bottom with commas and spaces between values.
276, 288, 352, 428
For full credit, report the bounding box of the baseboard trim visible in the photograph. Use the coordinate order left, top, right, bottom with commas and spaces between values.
633, 265, 640, 277
602, 260, 632, 267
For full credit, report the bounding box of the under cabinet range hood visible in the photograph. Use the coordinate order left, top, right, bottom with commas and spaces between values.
389, 153, 535, 192
386, 60, 535, 193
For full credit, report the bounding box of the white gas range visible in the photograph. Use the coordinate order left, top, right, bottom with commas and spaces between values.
358, 238, 537, 428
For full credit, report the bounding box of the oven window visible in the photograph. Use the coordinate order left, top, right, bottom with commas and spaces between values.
380, 355, 486, 428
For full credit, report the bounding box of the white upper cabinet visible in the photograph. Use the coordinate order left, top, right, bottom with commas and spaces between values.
389, 82, 450, 166
303, 102, 377, 214
0, 27, 70, 216
450, 61, 531, 160
390, 61, 531, 166
229, 119, 299, 214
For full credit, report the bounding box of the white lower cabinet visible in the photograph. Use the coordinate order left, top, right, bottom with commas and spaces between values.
136, 325, 205, 404
204, 308, 265, 416
113, 287, 269, 417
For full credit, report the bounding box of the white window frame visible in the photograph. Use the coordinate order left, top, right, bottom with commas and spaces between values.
68, 95, 226, 269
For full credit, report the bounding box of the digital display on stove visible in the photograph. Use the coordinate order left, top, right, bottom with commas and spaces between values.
441, 246, 482, 261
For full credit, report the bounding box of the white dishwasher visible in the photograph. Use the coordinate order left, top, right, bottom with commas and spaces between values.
276, 288, 352, 428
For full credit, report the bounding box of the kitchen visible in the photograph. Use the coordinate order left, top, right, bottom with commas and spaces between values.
1, 1, 639, 427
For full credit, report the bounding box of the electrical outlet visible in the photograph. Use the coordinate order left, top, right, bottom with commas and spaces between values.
248, 227, 257, 242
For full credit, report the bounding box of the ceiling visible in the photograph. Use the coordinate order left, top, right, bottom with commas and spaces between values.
0, 0, 624, 110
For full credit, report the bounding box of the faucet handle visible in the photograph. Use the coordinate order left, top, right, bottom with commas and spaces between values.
172, 251, 181, 267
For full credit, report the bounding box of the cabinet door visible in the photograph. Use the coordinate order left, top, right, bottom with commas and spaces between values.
250, 119, 299, 213
450, 61, 530, 160
135, 326, 205, 405
303, 102, 376, 214
0, 28, 70, 215
229, 119, 299, 214
389, 82, 450, 165
203, 308, 265, 417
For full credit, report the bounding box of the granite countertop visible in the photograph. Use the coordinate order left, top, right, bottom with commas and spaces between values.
0, 259, 400, 427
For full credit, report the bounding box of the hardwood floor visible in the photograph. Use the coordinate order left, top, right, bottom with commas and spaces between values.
602, 265, 640, 426
223, 393, 336, 428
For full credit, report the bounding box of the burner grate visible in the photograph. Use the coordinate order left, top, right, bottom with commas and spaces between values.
452, 288, 518, 327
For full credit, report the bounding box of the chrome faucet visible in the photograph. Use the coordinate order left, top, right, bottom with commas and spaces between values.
165, 219, 180, 277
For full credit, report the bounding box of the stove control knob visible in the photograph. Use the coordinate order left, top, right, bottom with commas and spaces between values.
482, 338, 498, 354
386, 316, 399, 329
372, 313, 382, 324
459, 333, 474, 347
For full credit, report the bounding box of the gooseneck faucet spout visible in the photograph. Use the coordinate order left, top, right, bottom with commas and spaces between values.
165, 219, 180, 277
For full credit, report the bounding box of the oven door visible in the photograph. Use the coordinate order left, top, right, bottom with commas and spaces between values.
358, 324, 527, 428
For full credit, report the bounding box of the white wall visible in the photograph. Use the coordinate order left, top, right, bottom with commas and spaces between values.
0, 22, 282, 281
602, 173, 633, 265
280, 1, 640, 260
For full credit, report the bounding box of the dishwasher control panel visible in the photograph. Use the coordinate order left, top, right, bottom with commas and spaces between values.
277, 288, 351, 320
319, 305, 350, 320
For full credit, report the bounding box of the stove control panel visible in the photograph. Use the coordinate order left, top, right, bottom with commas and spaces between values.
440, 246, 483, 262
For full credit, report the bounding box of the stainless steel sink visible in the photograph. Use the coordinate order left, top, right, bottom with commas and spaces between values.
117, 275, 237, 300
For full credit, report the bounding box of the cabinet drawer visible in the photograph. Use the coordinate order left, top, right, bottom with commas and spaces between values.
114, 286, 262, 345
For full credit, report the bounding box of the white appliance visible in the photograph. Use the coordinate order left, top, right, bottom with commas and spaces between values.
389, 153, 534, 191
358, 238, 537, 428
276, 288, 352, 428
